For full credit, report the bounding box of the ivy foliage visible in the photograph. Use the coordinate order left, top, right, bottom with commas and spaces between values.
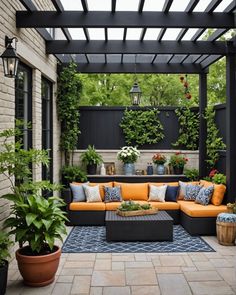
120, 109, 164, 146
57, 62, 82, 165
173, 107, 199, 150
205, 106, 226, 168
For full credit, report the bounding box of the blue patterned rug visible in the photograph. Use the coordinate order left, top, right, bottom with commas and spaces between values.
62, 225, 215, 253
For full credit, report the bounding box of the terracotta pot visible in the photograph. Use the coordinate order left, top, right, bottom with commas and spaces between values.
0, 260, 8, 295
16, 246, 61, 287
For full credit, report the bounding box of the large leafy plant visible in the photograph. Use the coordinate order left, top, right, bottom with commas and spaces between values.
0, 124, 67, 254
120, 109, 164, 146
80, 145, 103, 165
0, 231, 13, 267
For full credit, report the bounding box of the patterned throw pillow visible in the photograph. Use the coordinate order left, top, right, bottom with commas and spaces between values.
148, 184, 167, 202
165, 186, 179, 202
83, 185, 102, 203
104, 186, 122, 203
178, 181, 187, 199
70, 182, 88, 202
195, 186, 214, 205
184, 184, 202, 201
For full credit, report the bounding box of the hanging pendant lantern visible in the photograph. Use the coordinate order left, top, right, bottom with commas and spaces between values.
1, 36, 19, 78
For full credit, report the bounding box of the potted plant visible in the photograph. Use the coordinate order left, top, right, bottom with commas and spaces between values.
80, 145, 103, 175
152, 153, 167, 175
169, 152, 188, 175
0, 124, 67, 287
184, 168, 199, 181
117, 146, 140, 175
61, 165, 87, 186
0, 231, 13, 295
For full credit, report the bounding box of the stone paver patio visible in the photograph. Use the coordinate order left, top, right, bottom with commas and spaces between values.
6, 234, 236, 295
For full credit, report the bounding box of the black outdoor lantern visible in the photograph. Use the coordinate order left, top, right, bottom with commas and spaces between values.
1, 36, 19, 78
130, 82, 142, 105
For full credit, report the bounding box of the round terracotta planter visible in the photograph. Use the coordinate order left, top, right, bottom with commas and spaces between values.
16, 246, 61, 287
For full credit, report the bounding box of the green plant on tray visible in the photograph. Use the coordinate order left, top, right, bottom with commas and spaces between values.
118, 200, 151, 211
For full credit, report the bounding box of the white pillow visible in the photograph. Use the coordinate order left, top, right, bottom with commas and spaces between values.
148, 184, 167, 202
83, 185, 102, 203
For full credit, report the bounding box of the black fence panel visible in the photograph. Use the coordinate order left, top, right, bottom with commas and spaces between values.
214, 103, 226, 144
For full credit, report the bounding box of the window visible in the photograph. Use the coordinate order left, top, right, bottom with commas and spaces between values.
42, 77, 53, 184
15, 63, 32, 150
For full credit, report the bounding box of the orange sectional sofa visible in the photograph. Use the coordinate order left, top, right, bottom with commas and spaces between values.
61, 181, 227, 235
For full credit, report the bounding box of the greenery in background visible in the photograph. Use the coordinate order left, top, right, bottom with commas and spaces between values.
212, 173, 226, 185
0, 231, 13, 267
61, 165, 87, 186
169, 153, 188, 168
80, 145, 103, 165
184, 168, 199, 181
173, 107, 199, 150
120, 109, 164, 146
57, 62, 82, 166
205, 106, 226, 169
0, 124, 67, 254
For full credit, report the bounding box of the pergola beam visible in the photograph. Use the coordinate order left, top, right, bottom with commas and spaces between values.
59, 63, 207, 74
16, 11, 235, 29
46, 40, 234, 55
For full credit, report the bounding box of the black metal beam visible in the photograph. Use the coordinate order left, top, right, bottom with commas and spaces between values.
185, 0, 200, 12
105, 28, 108, 42
206, 0, 223, 13
60, 62, 206, 73
16, 11, 235, 29
157, 29, 166, 41
140, 28, 147, 41
201, 55, 222, 69
138, 0, 145, 13
123, 28, 127, 41
81, 0, 88, 12
207, 29, 228, 41
18, 0, 36, 11
226, 51, 236, 202
83, 28, 90, 41
163, 0, 173, 12
199, 72, 208, 178
151, 54, 157, 64
46, 40, 236, 55
111, 0, 116, 13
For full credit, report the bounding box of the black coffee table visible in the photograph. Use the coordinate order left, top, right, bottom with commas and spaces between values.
105, 211, 173, 242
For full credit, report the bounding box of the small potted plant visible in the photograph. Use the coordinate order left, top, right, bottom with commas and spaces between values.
61, 165, 87, 186
117, 146, 140, 175
152, 153, 167, 175
80, 145, 103, 175
226, 202, 236, 214
0, 232, 13, 295
169, 152, 188, 175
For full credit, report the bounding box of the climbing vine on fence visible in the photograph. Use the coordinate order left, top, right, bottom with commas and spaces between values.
173, 107, 199, 150
120, 109, 164, 146
205, 106, 226, 169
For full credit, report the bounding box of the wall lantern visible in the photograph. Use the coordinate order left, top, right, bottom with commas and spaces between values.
130, 54, 142, 105
1, 36, 19, 78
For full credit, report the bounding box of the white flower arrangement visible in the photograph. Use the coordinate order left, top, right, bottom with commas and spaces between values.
117, 146, 140, 164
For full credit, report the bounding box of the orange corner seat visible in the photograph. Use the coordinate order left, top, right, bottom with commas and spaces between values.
113, 182, 148, 201
69, 202, 105, 211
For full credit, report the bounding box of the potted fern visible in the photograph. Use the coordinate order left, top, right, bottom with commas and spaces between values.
80, 145, 103, 175
0, 124, 67, 287
0, 232, 13, 295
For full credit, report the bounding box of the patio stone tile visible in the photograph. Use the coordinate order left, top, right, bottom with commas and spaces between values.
160, 255, 186, 266
216, 268, 236, 285
189, 281, 235, 295
184, 270, 222, 281
151, 257, 161, 266
155, 266, 182, 274
91, 270, 125, 286
67, 254, 96, 261
203, 252, 223, 259
112, 262, 125, 270
51, 283, 72, 295
20, 281, 56, 295
189, 253, 208, 262
134, 254, 148, 261
126, 268, 157, 285
64, 261, 94, 268
112, 255, 135, 262
181, 266, 197, 272
210, 258, 234, 268
157, 274, 192, 295
56, 275, 74, 283
94, 259, 111, 270
103, 286, 131, 295
8, 269, 21, 281
183, 256, 195, 267
125, 261, 153, 268
131, 285, 160, 295
194, 261, 215, 271
6, 281, 24, 295
71, 276, 91, 294
60, 268, 93, 276
96, 253, 112, 259
89, 287, 103, 295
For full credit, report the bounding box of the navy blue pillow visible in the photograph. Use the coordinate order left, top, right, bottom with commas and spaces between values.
165, 185, 179, 202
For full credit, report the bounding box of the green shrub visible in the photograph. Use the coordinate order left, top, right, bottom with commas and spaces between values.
184, 168, 199, 181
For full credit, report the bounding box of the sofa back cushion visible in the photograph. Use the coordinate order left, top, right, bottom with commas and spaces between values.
200, 180, 226, 206
89, 182, 113, 200
114, 182, 148, 201
70, 182, 88, 202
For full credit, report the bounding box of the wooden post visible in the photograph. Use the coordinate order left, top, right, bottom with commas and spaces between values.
199, 72, 208, 178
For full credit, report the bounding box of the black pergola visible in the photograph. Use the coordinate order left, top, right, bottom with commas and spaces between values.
17, 0, 236, 202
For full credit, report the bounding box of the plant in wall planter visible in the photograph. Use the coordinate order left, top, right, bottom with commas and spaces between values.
0, 231, 13, 295
117, 146, 140, 175
61, 165, 87, 186
152, 153, 167, 175
0, 124, 67, 287
80, 145, 103, 175
169, 152, 188, 175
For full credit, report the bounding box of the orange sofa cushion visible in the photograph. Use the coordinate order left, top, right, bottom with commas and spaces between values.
200, 180, 226, 206
178, 200, 227, 217
69, 202, 105, 211
149, 201, 180, 210
113, 182, 148, 201
89, 182, 113, 200
105, 201, 148, 211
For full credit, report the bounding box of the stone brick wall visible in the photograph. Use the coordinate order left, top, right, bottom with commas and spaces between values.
73, 150, 199, 175
0, 0, 60, 227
